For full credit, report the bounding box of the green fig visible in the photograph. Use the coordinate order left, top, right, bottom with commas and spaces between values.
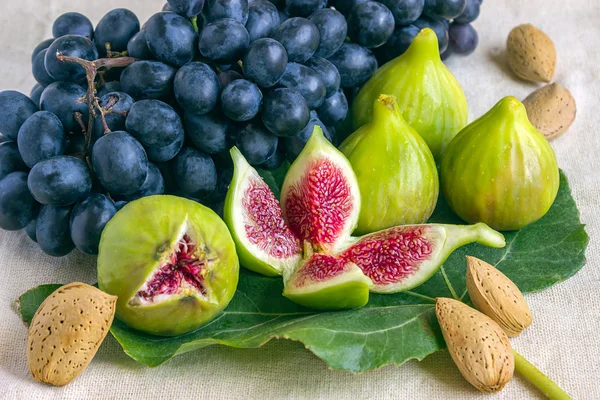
340, 94, 439, 235
440, 96, 560, 231
352, 28, 469, 160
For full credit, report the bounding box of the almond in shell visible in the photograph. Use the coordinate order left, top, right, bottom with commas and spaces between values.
436, 297, 514, 393
523, 83, 577, 140
466, 256, 532, 337
26, 282, 117, 386
507, 24, 556, 83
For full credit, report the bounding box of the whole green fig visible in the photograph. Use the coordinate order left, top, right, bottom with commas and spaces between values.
340, 94, 439, 235
352, 28, 468, 160
440, 96, 560, 231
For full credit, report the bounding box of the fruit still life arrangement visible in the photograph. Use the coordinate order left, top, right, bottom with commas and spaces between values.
0, 0, 588, 398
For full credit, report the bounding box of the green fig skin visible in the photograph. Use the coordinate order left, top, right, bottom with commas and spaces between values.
352, 28, 469, 160
340, 94, 439, 235
98, 196, 239, 337
440, 96, 560, 231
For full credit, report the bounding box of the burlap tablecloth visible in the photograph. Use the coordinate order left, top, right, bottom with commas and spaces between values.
0, 0, 598, 398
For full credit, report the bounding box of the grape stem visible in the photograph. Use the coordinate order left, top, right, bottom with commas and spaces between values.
55, 52, 138, 164
513, 350, 572, 399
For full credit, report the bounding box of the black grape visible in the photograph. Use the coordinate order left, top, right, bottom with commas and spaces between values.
30, 84, 44, 107
25, 218, 37, 242
199, 18, 250, 64
262, 88, 310, 137
220, 79, 263, 121
242, 38, 288, 88
174, 62, 220, 114
36, 204, 75, 257
308, 8, 347, 58
246, 0, 280, 42
348, 1, 395, 49
0, 142, 27, 181
94, 8, 140, 56
0, 172, 39, 231
204, 0, 249, 24
331, 0, 368, 15
145, 12, 198, 66
318, 89, 348, 126
17, 111, 65, 168
28, 156, 92, 206
126, 100, 184, 148
45, 35, 98, 85
171, 146, 218, 199
114, 200, 128, 210
145, 130, 185, 163
64, 133, 86, 155
69, 194, 117, 255
40, 82, 88, 133
92, 131, 148, 195
32, 49, 55, 87
127, 30, 155, 60
277, 62, 326, 109
120, 163, 166, 201
377, 0, 424, 25
380, 24, 421, 61
304, 57, 340, 97
273, 17, 320, 63
328, 43, 378, 88
218, 70, 243, 87
235, 121, 278, 165
0, 90, 39, 140
413, 16, 449, 53
423, 0, 466, 19
259, 146, 285, 170
210, 166, 233, 202
454, 0, 480, 23
31, 39, 53, 63
97, 81, 122, 98
92, 91, 135, 141
449, 23, 478, 55
167, 0, 206, 17
283, 110, 329, 160
185, 110, 231, 154
284, 0, 323, 17
52, 12, 94, 39
120, 60, 176, 100
278, 11, 290, 24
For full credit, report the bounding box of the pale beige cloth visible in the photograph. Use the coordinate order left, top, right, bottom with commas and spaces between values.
0, 0, 599, 398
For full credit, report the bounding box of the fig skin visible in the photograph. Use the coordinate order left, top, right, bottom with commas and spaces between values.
340, 94, 439, 234
440, 96, 560, 231
97, 195, 239, 336
352, 28, 468, 160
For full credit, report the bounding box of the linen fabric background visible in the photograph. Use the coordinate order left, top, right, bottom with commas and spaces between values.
0, 0, 598, 398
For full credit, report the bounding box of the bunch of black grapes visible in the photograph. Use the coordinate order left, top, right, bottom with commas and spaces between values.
0, 0, 483, 257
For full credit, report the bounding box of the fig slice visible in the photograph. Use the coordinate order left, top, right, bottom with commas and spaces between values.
339, 223, 506, 293
224, 147, 302, 277
98, 195, 239, 336
281, 126, 361, 254
283, 251, 373, 310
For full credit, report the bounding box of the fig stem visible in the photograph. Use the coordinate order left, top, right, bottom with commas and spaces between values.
56, 52, 138, 162
513, 350, 572, 399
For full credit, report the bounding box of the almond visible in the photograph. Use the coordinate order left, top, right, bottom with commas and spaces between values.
523, 83, 577, 140
26, 282, 117, 386
436, 298, 514, 393
466, 256, 532, 337
507, 24, 556, 83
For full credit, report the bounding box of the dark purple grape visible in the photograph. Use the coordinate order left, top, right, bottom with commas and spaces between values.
94, 8, 140, 56
25, 218, 37, 242
120, 61, 177, 100
348, 1, 395, 49
377, 0, 423, 25
185, 110, 231, 154
0, 172, 39, 231
174, 62, 220, 114
0, 142, 27, 181
284, 0, 323, 17
242, 38, 288, 88
127, 30, 155, 60
31, 39, 53, 63
423, 0, 466, 19
262, 88, 310, 137
167, 0, 206, 17
119, 163, 166, 201
126, 100, 184, 148
413, 15, 449, 53
304, 57, 340, 97
17, 111, 65, 168
454, 0, 480, 23
145, 12, 198, 66
259, 146, 285, 170
220, 79, 263, 121
317, 89, 348, 126
40, 82, 88, 134
52, 12, 94, 39
199, 18, 250, 64
380, 24, 420, 61
97, 81, 122, 98
327, 43, 378, 88
449, 23, 478, 55
246, 0, 280, 42
0, 90, 38, 140
277, 63, 326, 109
205, 0, 249, 24
69, 193, 117, 254
32, 49, 55, 87
92, 92, 135, 141
171, 146, 217, 199
272, 17, 320, 63
236, 121, 278, 165
30, 84, 44, 107
210, 166, 233, 202
36, 204, 75, 257
45, 35, 98, 85
218, 70, 243, 87
28, 156, 92, 206
282, 110, 328, 160
145, 132, 185, 163
308, 8, 347, 58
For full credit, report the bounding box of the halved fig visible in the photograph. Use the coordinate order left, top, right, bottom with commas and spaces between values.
98, 195, 239, 336
339, 223, 506, 293
281, 126, 361, 254
283, 252, 373, 310
224, 147, 302, 277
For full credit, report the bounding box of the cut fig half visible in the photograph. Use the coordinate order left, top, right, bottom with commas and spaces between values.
283, 252, 373, 310
281, 126, 361, 254
224, 147, 302, 277
339, 223, 506, 294
98, 195, 239, 336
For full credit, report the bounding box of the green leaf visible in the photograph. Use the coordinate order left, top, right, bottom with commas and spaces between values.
18, 171, 588, 372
